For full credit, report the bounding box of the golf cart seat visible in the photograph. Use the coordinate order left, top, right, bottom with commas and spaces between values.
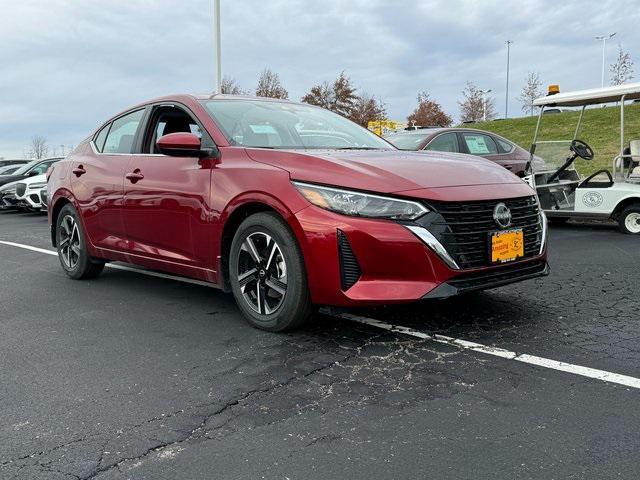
628, 140, 640, 178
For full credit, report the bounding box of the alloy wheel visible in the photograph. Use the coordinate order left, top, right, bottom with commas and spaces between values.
59, 214, 81, 269
625, 212, 640, 234
237, 232, 287, 315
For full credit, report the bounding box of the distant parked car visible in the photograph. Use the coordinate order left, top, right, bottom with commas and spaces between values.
15, 173, 48, 211
0, 181, 20, 209
38, 186, 48, 211
0, 157, 62, 188
0, 164, 24, 175
0, 159, 29, 168
385, 128, 530, 177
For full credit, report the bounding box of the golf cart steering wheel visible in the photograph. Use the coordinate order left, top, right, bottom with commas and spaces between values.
570, 139, 594, 161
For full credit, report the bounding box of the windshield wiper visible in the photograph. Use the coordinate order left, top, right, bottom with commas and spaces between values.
333, 147, 384, 150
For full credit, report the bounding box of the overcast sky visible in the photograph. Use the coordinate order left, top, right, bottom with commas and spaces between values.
0, 0, 638, 158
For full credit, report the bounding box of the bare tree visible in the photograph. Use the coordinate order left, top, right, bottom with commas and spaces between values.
349, 93, 387, 127
301, 72, 360, 119
407, 91, 452, 127
255, 68, 288, 99
458, 82, 496, 122
220, 76, 245, 95
29, 135, 48, 159
610, 45, 634, 86
518, 72, 543, 116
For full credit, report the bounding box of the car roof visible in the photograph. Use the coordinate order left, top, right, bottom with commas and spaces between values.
138, 93, 299, 106
386, 127, 501, 137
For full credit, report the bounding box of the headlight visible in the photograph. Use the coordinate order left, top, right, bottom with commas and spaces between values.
0, 184, 16, 193
28, 182, 46, 190
293, 181, 428, 220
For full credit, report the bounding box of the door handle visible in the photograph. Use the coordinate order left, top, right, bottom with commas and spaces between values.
125, 169, 144, 183
72, 165, 86, 177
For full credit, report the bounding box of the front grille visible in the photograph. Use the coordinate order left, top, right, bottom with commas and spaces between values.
29, 194, 40, 203
15, 183, 26, 197
337, 230, 361, 290
448, 260, 548, 292
421, 196, 543, 269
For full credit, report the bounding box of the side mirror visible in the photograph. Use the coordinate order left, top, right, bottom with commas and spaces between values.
156, 132, 216, 158
28, 170, 39, 177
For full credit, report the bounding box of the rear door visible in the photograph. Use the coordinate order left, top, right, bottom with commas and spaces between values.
71, 108, 146, 251
121, 103, 215, 271
459, 132, 523, 174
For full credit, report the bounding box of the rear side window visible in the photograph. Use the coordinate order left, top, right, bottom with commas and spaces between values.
94, 124, 110, 152
496, 137, 515, 153
424, 132, 459, 153
462, 133, 499, 155
386, 134, 428, 151
103, 109, 145, 154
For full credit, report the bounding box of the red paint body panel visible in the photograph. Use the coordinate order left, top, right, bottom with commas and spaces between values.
48, 94, 548, 307
246, 148, 523, 193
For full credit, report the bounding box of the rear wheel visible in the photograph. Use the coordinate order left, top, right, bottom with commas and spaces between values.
619, 205, 640, 234
229, 212, 312, 331
56, 204, 105, 279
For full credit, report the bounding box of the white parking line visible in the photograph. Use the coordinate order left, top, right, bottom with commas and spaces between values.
0, 240, 215, 288
328, 311, 640, 390
2, 239, 640, 390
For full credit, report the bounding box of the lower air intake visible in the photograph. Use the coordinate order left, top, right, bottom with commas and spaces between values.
337, 230, 361, 291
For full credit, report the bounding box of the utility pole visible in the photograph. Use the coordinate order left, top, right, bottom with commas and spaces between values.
480, 89, 492, 122
213, 0, 222, 94
505, 40, 513, 118
595, 32, 616, 87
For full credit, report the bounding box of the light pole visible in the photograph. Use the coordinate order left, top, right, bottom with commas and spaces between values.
595, 32, 616, 88
480, 89, 492, 121
505, 40, 513, 118
213, 0, 222, 93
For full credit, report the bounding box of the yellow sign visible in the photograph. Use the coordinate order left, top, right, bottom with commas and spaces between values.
368, 120, 406, 137
491, 229, 524, 263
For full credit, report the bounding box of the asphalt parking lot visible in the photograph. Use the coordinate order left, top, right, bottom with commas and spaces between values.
1, 211, 640, 480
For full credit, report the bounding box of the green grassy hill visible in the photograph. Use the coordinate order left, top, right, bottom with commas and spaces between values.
466, 103, 640, 175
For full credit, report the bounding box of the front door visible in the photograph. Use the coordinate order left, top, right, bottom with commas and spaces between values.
121, 104, 215, 275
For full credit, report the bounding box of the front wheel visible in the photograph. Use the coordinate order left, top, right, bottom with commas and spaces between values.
56, 203, 105, 279
619, 205, 640, 234
229, 212, 312, 331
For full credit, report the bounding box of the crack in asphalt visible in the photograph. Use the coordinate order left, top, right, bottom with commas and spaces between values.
80, 354, 358, 479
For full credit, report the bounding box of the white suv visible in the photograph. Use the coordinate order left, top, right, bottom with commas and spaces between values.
15, 174, 47, 211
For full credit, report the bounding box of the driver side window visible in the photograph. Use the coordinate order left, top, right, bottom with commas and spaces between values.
144, 106, 207, 154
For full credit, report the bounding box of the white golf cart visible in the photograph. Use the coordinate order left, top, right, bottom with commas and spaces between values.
530, 83, 640, 234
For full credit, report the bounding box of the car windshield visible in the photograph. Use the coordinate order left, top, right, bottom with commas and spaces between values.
385, 133, 428, 151
13, 159, 41, 175
201, 99, 392, 150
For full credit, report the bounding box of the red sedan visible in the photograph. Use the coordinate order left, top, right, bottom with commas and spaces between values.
48, 95, 548, 331
385, 128, 531, 177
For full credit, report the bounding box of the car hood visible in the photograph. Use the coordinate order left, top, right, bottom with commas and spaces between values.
0, 174, 26, 188
245, 148, 525, 193
22, 173, 46, 185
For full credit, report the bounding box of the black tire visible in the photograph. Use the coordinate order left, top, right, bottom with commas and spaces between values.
618, 204, 640, 234
229, 212, 312, 332
55, 203, 105, 279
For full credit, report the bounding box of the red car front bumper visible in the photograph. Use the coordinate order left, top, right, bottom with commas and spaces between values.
294, 205, 548, 307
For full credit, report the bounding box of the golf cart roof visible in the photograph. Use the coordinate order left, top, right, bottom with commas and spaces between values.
533, 82, 640, 107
